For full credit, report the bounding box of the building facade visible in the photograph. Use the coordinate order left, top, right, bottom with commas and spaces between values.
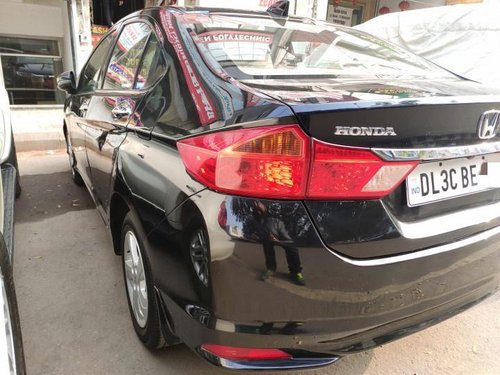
0, 0, 73, 105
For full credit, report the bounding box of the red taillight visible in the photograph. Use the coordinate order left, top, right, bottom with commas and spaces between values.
200, 344, 292, 361
177, 125, 310, 198
177, 125, 418, 200
307, 141, 418, 199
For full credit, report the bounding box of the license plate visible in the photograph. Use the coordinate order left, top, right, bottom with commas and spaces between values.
406, 156, 498, 207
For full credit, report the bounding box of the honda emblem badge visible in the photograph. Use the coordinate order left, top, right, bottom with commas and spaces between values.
477, 110, 500, 140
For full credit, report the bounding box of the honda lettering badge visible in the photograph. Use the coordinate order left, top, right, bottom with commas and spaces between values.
477, 110, 500, 140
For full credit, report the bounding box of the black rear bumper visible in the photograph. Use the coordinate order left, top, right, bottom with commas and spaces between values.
150, 190, 500, 370
160, 282, 496, 369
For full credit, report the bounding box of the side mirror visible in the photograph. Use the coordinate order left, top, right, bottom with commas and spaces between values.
57, 71, 76, 94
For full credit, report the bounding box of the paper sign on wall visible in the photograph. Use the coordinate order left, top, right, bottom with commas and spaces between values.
327, 5, 354, 26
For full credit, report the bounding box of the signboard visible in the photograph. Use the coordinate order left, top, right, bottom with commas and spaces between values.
91, 25, 109, 47
327, 6, 354, 26
116, 23, 150, 52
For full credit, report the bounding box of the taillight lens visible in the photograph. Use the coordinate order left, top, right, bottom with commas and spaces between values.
200, 344, 292, 361
177, 125, 418, 200
307, 141, 418, 199
177, 125, 310, 198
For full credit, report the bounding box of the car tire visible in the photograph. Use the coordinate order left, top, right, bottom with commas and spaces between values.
0, 234, 26, 375
121, 212, 166, 350
66, 143, 84, 187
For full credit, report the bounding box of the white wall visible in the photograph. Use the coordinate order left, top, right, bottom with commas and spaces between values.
69, 0, 92, 73
197, 0, 268, 10
194, 0, 311, 15
0, 0, 73, 72
295, 0, 315, 17
0, 0, 65, 39
0, 0, 73, 108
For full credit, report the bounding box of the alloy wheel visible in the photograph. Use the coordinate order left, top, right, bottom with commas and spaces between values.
190, 230, 209, 287
123, 230, 148, 328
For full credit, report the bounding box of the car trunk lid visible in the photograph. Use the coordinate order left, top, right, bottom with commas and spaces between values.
244, 77, 500, 259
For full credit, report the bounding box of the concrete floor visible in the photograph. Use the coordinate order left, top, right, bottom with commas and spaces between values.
13, 150, 500, 375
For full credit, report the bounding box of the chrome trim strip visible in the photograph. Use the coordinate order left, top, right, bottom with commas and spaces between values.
331, 224, 500, 267
218, 357, 339, 370
0, 52, 61, 59
383, 200, 500, 239
373, 141, 500, 161
198, 346, 340, 370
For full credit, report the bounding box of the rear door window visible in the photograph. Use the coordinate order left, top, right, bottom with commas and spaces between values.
134, 32, 167, 89
78, 34, 114, 92
103, 22, 151, 90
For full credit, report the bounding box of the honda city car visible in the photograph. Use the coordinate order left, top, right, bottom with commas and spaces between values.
57, 3, 500, 371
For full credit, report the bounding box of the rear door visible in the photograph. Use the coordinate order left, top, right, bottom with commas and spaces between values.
67, 34, 114, 187
85, 20, 167, 214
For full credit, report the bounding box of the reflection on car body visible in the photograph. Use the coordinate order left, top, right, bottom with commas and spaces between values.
59, 3, 500, 371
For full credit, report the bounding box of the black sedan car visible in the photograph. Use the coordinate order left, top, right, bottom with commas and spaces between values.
57, 4, 500, 371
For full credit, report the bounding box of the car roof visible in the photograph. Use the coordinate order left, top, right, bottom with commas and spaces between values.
131, 5, 317, 26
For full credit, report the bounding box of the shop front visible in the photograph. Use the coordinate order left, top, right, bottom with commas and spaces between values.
325, 1, 376, 26
0, 0, 72, 105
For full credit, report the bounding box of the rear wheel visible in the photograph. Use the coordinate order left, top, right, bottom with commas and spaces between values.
121, 212, 165, 349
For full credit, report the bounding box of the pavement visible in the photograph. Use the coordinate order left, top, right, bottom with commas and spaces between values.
10, 106, 66, 152
12, 150, 500, 375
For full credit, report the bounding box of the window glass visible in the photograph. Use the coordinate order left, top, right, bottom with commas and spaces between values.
0, 35, 63, 104
78, 34, 114, 92
183, 14, 455, 80
134, 32, 166, 89
1, 55, 64, 105
0, 36, 59, 56
103, 23, 151, 90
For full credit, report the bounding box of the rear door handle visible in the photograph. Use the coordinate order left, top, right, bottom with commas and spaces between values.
112, 102, 133, 120
80, 101, 89, 113
97, 131, 108, 151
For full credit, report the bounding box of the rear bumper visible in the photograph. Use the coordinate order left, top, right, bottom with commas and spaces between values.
197, 347, 339, 371
154, 191, 500, 369
160, 282, 496, 369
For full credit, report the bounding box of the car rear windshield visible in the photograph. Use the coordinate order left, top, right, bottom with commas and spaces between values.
180, 13, 455, 80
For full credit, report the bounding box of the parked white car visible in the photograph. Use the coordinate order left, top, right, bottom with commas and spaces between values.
355, 3, 500, 87
1, 76, 15, 171
0, 231, 25, 375
1, 66, 25, 375
1, 73, 21, 254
